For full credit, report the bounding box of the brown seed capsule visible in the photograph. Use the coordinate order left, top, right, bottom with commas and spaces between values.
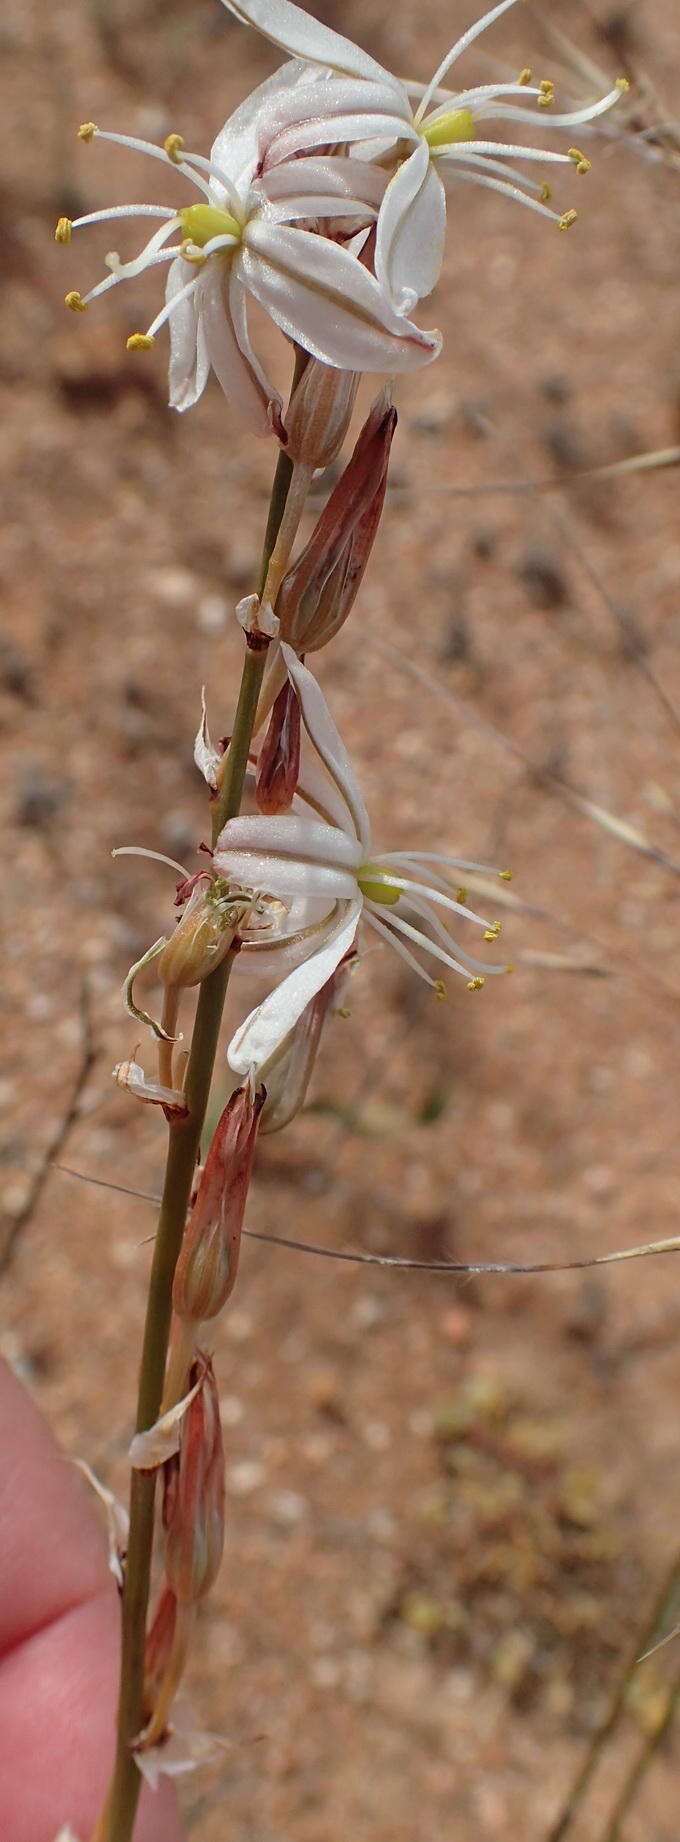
162, 1354, 225, 1605
255, 677, 301, 814
172, 1084, 264, 1322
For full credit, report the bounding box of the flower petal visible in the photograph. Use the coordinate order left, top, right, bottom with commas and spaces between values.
375, 143, 447, 311
167, 256, 210, 411
215, 808, 362, 873
242, 220, 441, 374
259, 154, 388, 211
198, 263, 281, 435
282, 647, 372, 852
227, 897, 362, 1075
218, 0, 391, 83
264, 106, 414, 169
210, 59, 321, 195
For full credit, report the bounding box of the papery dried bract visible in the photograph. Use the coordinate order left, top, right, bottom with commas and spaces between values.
172, 1084, 264, 1321
163, 1355, 225, 1604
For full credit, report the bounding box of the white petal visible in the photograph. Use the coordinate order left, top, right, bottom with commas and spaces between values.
218, 0, 391, 83
167, 257, 210, 411
258, 154, 387, 211
242, 221, 441, 374
228, 898, 362, 1075
264, 107, 413, 168
228, 263, 285, 436
197, 263, 279, 435
375, 143, 446, 311
282, 648, 372, 852
210, 59, 320, 195
74, 1461, 129, 1588
218, 849, 357, 902
215, 808, 362, 870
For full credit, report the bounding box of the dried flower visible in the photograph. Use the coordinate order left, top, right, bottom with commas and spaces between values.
162, 1354, 225, 1605
255, 677, 301, 814
285, 358, 359, 469
172, 1084, 264, 1322
213, 646, 511, 1076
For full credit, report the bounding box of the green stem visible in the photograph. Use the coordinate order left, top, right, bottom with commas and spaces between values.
96, 428, 295, 1842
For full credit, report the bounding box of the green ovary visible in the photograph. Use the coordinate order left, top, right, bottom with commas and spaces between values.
357, 864, 401, 906
423, 107, 475, 150
179, 203, 241, 247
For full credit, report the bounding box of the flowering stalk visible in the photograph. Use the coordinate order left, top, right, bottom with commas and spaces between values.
97, 428, 298, 1842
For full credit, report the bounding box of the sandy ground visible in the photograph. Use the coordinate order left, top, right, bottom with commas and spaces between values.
1, 0, 680, 1835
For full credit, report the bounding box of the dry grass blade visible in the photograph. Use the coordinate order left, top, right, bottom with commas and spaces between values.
551, 504, 680, 741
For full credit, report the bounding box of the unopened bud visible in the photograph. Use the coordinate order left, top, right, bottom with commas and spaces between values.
285, 359, 359, 469
255, 678, 301, 814
157, 881, 245, 989
261, 954, 354, 1135
162, 1354, 225, 1603
173, 1084, 264, 1321
276, 391, 397, 655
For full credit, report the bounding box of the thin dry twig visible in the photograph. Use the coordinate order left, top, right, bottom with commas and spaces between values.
550, 502, 680, 741
0, 980, 96, 1275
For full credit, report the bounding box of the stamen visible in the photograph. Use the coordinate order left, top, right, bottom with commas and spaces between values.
127, 333, 155, 350
559, 209, 578, 231
415, 0, 524, 124
432, 162, 565, 222
143, 271, 201, 341
80, 126, 213, 198
55, 217, 72, 244
112, 845, 191, 877
539, 79, 555, 108
467, 976, 485, 991
77, 122, 97, 141
65, 289, 87, 312
71, 205, 178, 229
518, 68, 532, 86
78, 245, 181, 308
164, 133, 185, 164
568, 146, 591, 174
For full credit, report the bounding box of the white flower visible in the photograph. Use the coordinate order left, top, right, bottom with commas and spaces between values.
60, 125, 440, 426
218, 0, 628, 311
213, 646, 510, 1076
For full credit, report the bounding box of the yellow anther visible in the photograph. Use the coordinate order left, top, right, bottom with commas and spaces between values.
434, 980, 447, 1002
65, 290, 87, 313
484, 924, 502, 941
466, 976, 485, 992
456, 887, 468, 904
569, 147, 591, 175
164, 133, 185, 164
540, 182, 553, 204
126, 333, 155, 351
559, 209, 578, 231
505, 963, 515, 975
77, 122, 96, 141
616, 76, 630, 93
538, 79, 555, 107
337, 1006, 352, 1019
518, 67, 533, 86
500, 869, 513, 881
55, 217, 72, 245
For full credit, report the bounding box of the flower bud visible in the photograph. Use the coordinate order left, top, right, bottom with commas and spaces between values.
255, 678, 301, 814
162, 1354, 225, 1604
172, 1084, 264, 1321
276, 391, 397, 655
260, 954, 354, 1135
157, 881, 244, 989
285, 359, 359, 469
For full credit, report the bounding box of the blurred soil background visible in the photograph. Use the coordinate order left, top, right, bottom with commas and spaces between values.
1, 0, 680, 1835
